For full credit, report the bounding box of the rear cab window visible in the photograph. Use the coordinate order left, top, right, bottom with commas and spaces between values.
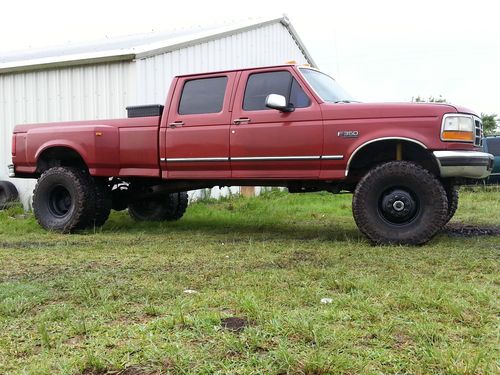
178, 76, 228, 115
164, 72, 237, 132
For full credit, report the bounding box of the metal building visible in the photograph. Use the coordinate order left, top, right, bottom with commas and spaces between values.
0, 16, 315, 206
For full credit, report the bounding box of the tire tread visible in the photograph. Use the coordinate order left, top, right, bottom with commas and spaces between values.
33, 167, 95, 232
352, 161, 448, 245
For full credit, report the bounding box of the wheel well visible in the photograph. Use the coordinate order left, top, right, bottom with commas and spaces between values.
347, 140, 439, 181
37, 147, 87, 175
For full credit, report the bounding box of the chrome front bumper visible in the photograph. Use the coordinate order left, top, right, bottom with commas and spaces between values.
8, 164, 15, 178
433, 151, 494, 179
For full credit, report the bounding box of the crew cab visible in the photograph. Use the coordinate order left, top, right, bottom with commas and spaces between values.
9, 64, 494, 244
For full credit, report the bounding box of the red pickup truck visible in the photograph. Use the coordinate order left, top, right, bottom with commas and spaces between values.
9, 64, 493, 244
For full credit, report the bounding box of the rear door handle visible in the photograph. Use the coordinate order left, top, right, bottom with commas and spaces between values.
169, 121, 184, 128
233, 118, 251, 125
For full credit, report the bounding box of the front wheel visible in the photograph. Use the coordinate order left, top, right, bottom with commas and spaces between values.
443, 182, 459, 224
352, 161, 448, 245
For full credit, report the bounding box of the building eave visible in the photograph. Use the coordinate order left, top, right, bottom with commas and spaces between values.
0, 52, 136, 74
0, 16, 316, 74
134, 16, 317, 67
281, 17, 317, 68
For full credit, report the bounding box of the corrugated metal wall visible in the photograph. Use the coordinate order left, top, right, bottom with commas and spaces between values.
0, 62, 135, 206
136, 22, 308, 104
0, 21, 308, 205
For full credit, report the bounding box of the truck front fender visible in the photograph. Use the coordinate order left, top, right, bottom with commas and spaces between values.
345, 136, 428, 176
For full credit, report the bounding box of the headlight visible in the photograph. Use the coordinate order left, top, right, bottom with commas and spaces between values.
441, 114, 474, 142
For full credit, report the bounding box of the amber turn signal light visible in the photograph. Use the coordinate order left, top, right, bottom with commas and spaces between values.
441, 131, 474, 142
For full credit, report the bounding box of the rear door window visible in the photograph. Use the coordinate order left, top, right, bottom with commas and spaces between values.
178, 76, 228, 115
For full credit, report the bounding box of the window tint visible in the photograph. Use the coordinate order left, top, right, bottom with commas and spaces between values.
243, 71, 310, 111
486, 138, 500, 155
179, 76, 228, 115
290, 78, 311, 108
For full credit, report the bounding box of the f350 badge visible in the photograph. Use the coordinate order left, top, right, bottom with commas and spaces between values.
337, 131, 359, 138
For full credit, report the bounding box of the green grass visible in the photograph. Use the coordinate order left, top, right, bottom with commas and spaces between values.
0, 187, 499, 374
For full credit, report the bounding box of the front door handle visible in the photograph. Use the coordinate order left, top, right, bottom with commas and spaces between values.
233, 118, 251, 125
169, 121, 184, 128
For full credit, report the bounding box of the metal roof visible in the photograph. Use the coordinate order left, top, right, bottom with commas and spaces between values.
0, 16, 316, 74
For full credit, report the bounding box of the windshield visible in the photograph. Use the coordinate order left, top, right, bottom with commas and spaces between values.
299, 68, 356, 103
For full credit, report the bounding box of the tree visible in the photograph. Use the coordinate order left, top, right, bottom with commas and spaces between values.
481, 113, 498, 136
412, 95, 447, 103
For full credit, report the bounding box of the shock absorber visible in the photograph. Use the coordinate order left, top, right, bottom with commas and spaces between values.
396, 143, 403, 161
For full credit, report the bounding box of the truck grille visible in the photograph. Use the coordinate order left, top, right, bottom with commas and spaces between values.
474, 117, 483, 147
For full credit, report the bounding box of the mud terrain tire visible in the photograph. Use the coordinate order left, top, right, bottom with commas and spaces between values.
128, 192, 188, 222
443, 182, 459, 224
0, 181, 19, 209
33, 167, 95, 232
352, 161, 448, 245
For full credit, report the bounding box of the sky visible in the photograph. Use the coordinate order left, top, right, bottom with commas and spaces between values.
1, 0, 499, 116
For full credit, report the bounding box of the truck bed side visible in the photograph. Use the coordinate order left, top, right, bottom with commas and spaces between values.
12, 116, 161, 178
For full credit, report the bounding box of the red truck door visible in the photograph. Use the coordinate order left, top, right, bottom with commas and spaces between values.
230, 67, 323, 178
163, 72, 237, 179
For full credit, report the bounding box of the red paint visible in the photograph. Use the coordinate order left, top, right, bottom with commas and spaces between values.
230, 67, 323, 179
13, 117, 160, 176
11, 65, 480, 182
11, 134, 16, 156
162, 72, 238, 179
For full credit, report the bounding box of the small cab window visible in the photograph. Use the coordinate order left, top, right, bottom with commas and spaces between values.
243, 71, 311, 111
178, 76, 228, 115
486, 138, 500, 155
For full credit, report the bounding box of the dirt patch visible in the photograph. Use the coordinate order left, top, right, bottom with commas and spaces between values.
81, 366, 158, 375
221, 317, 249, 332
0, 241, 57, 249
443, 222, 500, 237
0, 240, 85, 249
116, 367, 159, 375
81, 370, 106, 375
290, 249, 318, 262
393, 332, 413, 350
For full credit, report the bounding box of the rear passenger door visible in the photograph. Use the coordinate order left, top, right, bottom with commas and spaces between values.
230, 67, 323, 178
164, 72, 237, 179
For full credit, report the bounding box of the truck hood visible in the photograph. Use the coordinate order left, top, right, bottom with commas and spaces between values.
320, 102, 477, 120
13, 116, 160, 133
450, 104, 478, 116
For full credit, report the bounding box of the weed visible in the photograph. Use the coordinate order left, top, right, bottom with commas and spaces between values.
38, 322, 51, 349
